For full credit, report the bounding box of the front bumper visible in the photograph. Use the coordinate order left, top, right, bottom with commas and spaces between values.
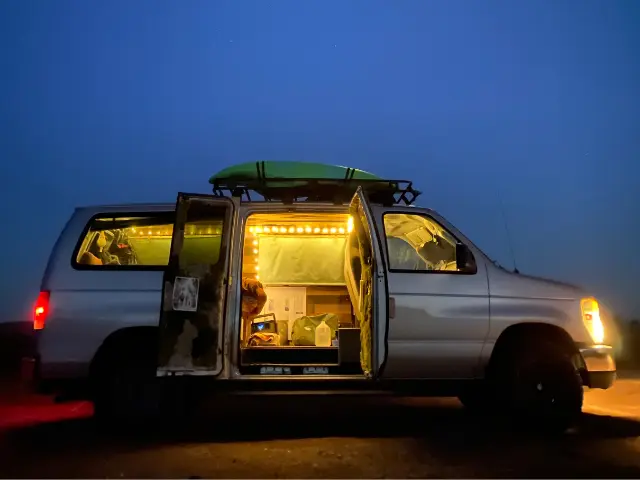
579, 345, 616, 389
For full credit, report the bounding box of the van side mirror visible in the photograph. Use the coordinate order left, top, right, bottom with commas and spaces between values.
455, 243, 476, 273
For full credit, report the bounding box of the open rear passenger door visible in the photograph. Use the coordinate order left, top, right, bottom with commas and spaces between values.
157, 193, 234, 377
344, 187, 388, 378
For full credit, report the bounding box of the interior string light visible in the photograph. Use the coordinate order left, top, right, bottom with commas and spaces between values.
246, 224, 351, 235
129, 225, 230, 236
254, 240, 260, 280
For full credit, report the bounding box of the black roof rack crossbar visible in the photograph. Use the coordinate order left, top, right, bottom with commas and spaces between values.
211, 176, 421, 206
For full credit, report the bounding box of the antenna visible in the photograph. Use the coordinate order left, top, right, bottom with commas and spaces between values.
496, 190, 519, 274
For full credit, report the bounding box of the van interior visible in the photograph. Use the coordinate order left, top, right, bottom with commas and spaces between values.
239, 212, 371, 376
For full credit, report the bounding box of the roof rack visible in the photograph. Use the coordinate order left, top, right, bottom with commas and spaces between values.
209, 161, 421, 206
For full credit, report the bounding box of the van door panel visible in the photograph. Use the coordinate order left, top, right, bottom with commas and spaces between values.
157, 194, 234, 376
344, 188, 388, 377
373, 206, 490, 379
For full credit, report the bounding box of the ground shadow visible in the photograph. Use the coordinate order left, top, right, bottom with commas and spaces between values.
4, 394, 640, 449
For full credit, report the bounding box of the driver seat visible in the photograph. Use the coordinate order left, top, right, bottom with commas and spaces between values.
79, 251, 103, 265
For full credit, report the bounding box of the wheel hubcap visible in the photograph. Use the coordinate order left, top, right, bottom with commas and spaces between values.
516, 363, 565, 412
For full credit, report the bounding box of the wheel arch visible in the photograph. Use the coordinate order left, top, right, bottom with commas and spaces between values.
89, 326, 159, 379
486, 322, 584, 375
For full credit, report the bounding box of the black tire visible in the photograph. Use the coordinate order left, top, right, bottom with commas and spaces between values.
91, 339, 164, 428
457, 384, 494, 413
92, 366, 163, 427
495, 341, 583, 434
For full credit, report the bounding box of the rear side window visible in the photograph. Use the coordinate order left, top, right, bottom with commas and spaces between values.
73, 214, 175, 269
72, 212, 224, 272
73, 213, 227, 270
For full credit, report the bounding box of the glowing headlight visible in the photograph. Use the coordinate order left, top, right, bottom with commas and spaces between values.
581, 297, 605, 345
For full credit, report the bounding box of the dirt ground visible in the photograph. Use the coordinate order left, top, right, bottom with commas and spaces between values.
3, 376, 640, 478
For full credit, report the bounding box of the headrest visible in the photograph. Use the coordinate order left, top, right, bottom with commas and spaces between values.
94, 230, 117, 252
96, 231, 107, 249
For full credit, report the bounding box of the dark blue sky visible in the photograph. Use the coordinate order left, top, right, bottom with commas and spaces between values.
0, 0, 638, 322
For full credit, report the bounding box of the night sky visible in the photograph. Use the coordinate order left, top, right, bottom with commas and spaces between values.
0, 0, 638, 322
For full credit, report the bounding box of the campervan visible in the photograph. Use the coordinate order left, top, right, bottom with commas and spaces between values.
24, 161, 616, 432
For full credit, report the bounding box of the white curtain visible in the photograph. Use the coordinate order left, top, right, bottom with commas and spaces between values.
258, 236, 347, 285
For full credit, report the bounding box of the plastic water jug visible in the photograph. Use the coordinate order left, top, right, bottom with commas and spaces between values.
315, 320, 332, 347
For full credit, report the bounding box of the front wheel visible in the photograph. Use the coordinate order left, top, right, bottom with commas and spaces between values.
497, 343, 584, 434
457, 384, 494, 413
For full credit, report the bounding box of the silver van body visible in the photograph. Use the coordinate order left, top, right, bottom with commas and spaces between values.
30, 198, 615, 395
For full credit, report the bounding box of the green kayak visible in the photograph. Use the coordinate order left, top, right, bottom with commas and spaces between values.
209, 160, 382, 185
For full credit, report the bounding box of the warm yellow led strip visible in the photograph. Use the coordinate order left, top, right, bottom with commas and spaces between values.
124, 218, 356, 238
248, 218, 353, 235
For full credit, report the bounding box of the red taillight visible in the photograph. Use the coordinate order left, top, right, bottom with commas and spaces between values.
33, 291, 50, 330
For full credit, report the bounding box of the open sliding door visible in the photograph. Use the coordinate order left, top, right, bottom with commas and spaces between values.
344, 187, 388, 378
157, 193, 234, 376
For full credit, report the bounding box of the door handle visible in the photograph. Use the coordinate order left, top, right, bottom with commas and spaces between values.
389, 297, 396, 319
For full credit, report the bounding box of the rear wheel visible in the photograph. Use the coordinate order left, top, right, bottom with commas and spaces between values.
92, 365, 163, 425
91, 336, 165, 427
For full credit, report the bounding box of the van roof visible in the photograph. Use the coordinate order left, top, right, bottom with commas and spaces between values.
76, 202, 175, 211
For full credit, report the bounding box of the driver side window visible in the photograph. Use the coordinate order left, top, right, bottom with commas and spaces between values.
382, 213, 470, 273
